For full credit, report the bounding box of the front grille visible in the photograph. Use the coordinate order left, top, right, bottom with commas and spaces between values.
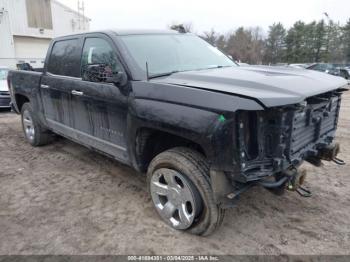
288, 93, 340, 159
237, 90, 342, 181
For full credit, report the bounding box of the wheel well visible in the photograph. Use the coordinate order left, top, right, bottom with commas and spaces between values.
135, 128, 206, 172
15, 94, 29, 112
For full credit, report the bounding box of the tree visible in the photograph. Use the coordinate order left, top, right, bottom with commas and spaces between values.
341, 19, 350, 63
168, 18, 350, 65
226, 27, 252, 63
200, 29, 227, 54
313, 20, 327, 62
322, 20, 343, 63
215, 34, 227, 52
285, 21, 307, 63
225, 27, 264, 64
250, 27, 265, 64
303, 21, 317, 62
201, 29, 217, 46
264, 22, 286, 64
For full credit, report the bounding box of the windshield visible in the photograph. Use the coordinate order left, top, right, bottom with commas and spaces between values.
120, 34, 236, 77
0, 69, 8, 80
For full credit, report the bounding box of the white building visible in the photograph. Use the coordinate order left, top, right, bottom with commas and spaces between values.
0, 0, 90, 69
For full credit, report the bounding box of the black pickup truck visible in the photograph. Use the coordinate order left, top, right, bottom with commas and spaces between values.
8, 30, 348, 235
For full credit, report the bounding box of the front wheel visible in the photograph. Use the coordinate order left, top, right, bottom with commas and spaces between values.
21, 103, 53, 146
147, 147, 225, 236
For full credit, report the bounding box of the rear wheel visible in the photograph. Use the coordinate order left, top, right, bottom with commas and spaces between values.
21, 103, 53, 146
147, 147, 225, 235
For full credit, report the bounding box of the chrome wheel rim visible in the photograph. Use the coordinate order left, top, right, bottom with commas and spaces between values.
150, 168, 201, 230
23, 109, 35, 141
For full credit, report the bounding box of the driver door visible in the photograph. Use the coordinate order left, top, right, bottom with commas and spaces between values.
71, 35, 130, 163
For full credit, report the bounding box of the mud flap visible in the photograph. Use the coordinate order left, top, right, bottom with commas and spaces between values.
210, 170, 254, 208
210, 170, 237, 208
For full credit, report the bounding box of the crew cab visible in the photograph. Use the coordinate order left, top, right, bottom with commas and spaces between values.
8, 30, 348, 235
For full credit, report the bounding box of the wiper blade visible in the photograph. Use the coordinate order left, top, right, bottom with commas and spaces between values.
148, 70, 180, 79
208, 65, 233, 69
194, 65, 234, 71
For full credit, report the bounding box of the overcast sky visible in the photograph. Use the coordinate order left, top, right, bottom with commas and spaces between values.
58, 0, 350, 34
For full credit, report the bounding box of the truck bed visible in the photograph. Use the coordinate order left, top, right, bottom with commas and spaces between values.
8, 70, 43, 113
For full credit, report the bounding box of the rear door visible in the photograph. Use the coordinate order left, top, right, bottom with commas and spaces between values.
41, 37, 83, 130
69, 34, 130, 163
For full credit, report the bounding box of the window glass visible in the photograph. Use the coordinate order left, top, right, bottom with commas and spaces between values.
310, 64, 323, 71
0, 69, 8, 80
120, 34, 235, 76
26, 0, 53, 29
81, 38, 121, 73
47, 39, 80, 77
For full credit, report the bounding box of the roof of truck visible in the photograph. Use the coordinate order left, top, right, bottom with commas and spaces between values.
54, 29, 182, 40
112, 29, 180, 35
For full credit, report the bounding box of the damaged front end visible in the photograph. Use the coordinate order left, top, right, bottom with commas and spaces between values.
213, 89, 347, 207
234, 89, 345, 183
211, 87, 350, 208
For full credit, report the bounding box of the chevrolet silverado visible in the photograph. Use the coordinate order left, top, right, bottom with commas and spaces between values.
8, 30, 348, 235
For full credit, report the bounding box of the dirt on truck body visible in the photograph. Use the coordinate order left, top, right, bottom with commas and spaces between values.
7, 29, 349, 235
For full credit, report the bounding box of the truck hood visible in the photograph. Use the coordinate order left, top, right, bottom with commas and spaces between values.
0, 80, 8, 92
153, 66, 348, 107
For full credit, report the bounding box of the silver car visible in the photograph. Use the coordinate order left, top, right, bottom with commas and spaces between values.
0, 67, 11, 108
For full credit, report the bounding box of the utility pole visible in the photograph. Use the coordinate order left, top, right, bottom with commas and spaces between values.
324, 12, 331, 62
77, 0, 85, 30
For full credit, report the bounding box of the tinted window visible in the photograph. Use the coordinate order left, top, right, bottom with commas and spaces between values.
309, 64, 324, 71
81, 38, 121, 73
47, 39, 81, 77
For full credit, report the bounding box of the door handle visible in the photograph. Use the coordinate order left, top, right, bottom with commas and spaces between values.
41, 84, 50, 89
71, 90, 84, 96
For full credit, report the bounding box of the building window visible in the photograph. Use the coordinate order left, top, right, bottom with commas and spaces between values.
26, 0, 53, 29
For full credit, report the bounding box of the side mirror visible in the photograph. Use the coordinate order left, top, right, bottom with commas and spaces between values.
82, 64, 127, 86
105, 71, 128, 87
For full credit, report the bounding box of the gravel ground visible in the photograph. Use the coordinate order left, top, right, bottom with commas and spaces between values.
0, 91, 350, 255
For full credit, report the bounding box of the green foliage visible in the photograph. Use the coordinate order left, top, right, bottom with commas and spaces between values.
313, 20, 327, 62
342, 19, 350, 62
222, 27, 264, 64
198, 18, 350, 65
264, 22, 286, 64
284, 19, 344, 63
285, 21, 309, 63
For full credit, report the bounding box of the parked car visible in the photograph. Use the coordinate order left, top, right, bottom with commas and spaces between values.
0, 67, 11, 109
288, 63, 310, 69
339, 67, 349, 80
8, 30, 349, 235
238, 62, 250, 66
346, 67, 350, 82
307, 63, 349, 80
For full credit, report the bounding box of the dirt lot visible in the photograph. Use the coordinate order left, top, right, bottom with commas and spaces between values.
0, 91, 350, 255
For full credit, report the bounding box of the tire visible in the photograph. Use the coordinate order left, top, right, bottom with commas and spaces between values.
147, 147, 225, 236
21, 102, 53, 146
